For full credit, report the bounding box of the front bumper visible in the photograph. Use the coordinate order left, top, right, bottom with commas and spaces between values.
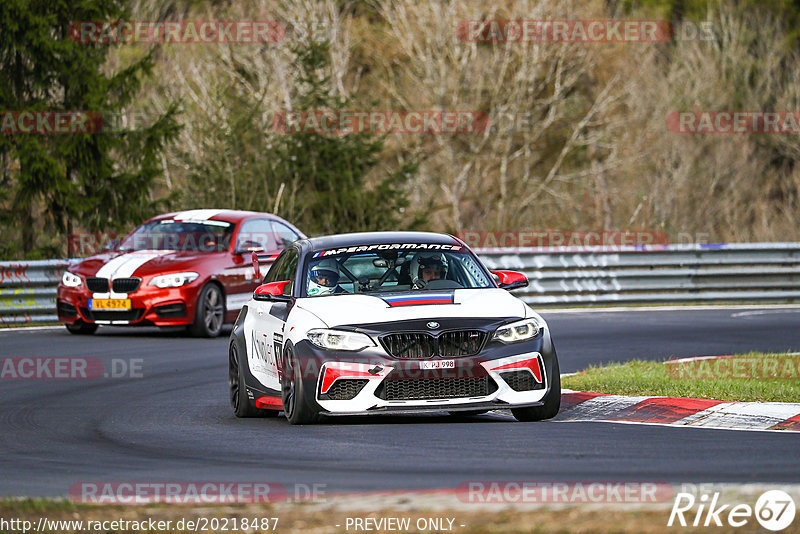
56, 282, 201, 327
292, 333, 556, 416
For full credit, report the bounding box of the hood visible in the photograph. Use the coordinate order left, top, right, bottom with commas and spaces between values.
296, 288, 528, 327
69, 249, 219, 279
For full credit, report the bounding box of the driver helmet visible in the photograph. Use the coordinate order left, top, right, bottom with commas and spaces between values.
411, 252, 448, 287
308, 258, 340, 296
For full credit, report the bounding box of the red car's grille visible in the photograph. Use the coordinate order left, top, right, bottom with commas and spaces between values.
86, 277, 109, 292
111, 277, 141, 293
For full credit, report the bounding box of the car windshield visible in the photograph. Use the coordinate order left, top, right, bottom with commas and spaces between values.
119, 219, 235, 252
302, 245, 494, 297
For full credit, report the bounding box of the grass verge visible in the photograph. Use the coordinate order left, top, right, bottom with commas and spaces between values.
562, 352, 800, 402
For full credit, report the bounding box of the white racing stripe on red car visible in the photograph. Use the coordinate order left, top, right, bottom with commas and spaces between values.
92, 250, 175, 299
171, 209, 222, 221
95, 250, 173, 280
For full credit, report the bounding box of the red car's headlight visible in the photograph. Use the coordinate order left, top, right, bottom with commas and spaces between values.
148, 272, 199, 288
61, 271, 82, 288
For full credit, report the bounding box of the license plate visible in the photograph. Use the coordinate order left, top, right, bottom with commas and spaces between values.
420, 360, 455, 370
89, 298, 131, 310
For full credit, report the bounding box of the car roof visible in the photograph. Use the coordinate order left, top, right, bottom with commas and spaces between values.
148, 209, 285, 225
300, 231, 463, 251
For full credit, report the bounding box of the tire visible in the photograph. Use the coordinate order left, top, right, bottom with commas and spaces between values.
229, 343, 275, 418
280, 347, 320, 425
189, 283, 225, 338
66, 321, 98, 335
448, 410, 488, 417
511, 353, 561, 422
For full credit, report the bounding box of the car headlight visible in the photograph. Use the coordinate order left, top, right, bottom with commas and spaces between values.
148, 272, 199, 288
307, 329, 375, 351
61, 271, 82, 288
493, 318, 541, 343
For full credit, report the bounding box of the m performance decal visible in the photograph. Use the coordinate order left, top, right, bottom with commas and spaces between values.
382, 293, 455, 307
314, 243, 462, 257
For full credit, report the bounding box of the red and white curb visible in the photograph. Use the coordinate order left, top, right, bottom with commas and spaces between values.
556, 391, 800, 432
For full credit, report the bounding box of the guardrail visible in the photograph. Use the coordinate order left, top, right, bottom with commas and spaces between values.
2, 243, 800, 326
0, 260, 71, 325
477, 242, 800, 306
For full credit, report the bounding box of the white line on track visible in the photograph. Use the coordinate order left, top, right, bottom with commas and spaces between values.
731, 309, 800, 317
0, 325, 63, 333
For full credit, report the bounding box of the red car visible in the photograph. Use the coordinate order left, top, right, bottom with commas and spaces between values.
57, 209, 305, 337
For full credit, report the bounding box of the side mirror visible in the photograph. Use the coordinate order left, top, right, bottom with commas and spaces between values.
491, 270, 529, 291
236, 241, 264, 255
253, 281, 291, 301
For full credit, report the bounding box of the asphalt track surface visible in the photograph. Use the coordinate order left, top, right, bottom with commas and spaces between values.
1, 308, 799, 497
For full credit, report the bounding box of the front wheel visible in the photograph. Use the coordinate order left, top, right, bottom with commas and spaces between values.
229, 343, 275, 418
66, 321, 98, 335
511, 354, 561, 422
189, 283, 225, 338
281, 348, 320, 425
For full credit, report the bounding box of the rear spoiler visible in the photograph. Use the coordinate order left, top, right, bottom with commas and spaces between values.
251, 251, 281, 279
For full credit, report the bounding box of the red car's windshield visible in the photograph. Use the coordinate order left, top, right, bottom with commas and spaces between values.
119, 219, 235, 253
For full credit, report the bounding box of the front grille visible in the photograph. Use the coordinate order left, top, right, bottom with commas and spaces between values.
112, 277, 141, 293
324, 379, 368, 400
86, 277, 109, 292
80, 308, 145, 322
377, 376, 497, 401
381, 333, 437, 359
57, 301, 77, 317
438, 330, 487, 357
380, 330, 489, 359
501, 370, 544, 392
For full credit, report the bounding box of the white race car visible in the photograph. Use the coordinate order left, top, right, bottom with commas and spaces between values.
228, 232, 560, 424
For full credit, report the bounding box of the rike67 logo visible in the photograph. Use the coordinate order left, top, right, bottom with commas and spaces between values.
669, 489, 796, 531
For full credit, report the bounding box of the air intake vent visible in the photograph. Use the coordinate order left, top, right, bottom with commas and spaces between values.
377, 376, 497, 400
500, 370, 544, 392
